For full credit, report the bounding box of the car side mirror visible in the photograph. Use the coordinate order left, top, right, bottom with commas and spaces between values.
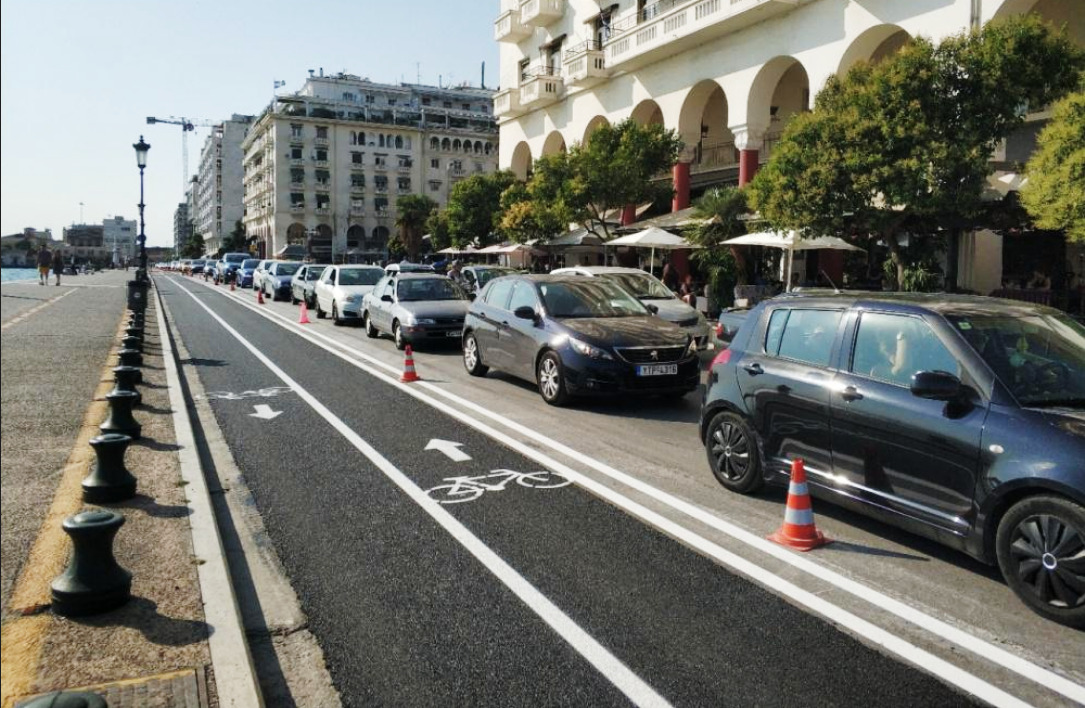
910, 371, 962, 401
381, 294, 393, 303
468, 292, 477, 301
645, 303, 659, 315
513, 306, 537, 321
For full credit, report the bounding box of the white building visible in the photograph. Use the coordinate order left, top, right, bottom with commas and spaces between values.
196, 115, 253, 254
102, 216, 136, 265
495, 0, 1083, 291
242, 72, 499, 262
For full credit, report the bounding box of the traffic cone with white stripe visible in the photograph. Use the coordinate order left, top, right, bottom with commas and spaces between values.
768, 458, 831, 551
400, 345, 421, 383
298, 301, 311, 324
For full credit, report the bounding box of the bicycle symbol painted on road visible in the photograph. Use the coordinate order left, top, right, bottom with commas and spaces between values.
425, 469, 571, 504
199, 386, 293, 401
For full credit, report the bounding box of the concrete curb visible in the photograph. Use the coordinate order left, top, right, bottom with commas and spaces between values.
152, 277, 264, 707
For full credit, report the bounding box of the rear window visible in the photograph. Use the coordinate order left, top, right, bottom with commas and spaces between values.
765, 309, 842, 368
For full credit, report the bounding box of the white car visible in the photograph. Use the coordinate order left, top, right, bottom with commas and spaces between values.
550, 266, 712, 348
252, 259, 275, 292
314, 265, 385, 325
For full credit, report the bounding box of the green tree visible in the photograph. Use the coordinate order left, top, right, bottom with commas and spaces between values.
425, 209, 452, 252
686, 187, 748, 295
395, 194, 439, 261
443, 171, 518, 248
1021, 88, 1085, 243
179, 230, 205, 259
221, 220, 248, 254
497, 180, 570, 244
749, 15, 1084, 286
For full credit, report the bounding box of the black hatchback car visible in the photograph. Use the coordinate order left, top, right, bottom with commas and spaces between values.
463, 274, 700, 405
700, 292, 1085, 627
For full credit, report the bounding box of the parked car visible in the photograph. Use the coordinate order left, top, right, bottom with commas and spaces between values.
463, 274, 700, 406
363, 273, 469, 348
291, 264, 328, 307
552, 266, 712, 348
385, 262, 435, 275
461, 265, 518, 294
700, 292, 1085, 627
253, 260, 275, 292
216, 252, 249, 281
189, 259, 207, 275
262, 261, 302, 301
314, 265, 384, 325
715, 308, 750, 347
238, 259, 260, 288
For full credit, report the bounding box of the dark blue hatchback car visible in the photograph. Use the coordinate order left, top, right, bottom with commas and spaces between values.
700, 292, 1085, 627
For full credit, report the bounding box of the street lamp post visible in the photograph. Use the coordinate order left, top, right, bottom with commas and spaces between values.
133, 136, 150, 281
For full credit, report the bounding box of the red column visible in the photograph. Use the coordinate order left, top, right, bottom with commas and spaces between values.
672, 161, 691, 212
738, 149, 759, 187
621, 204, 638, 226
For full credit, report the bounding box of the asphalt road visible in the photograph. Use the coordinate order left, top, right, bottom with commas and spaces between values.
155, 275, 999, 707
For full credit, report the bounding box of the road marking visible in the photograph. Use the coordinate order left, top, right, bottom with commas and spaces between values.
249, 404, 282, 421
169, 279, 671, 708
426, 470, 571, 504
183, 276, 1085, 706
425, 438, 471, 462
0, 289, 75, 331
199, 386, 293, 401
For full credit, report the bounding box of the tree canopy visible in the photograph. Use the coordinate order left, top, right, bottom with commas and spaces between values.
394, 193, 438, 261
440, 171, 518, 248
1021, 88, 1085, 243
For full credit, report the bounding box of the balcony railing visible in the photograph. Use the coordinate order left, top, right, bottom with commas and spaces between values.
563, 40, 607, 87
291, 204, 305, 212
351, 162, 365, 170
315, 207, 331, 215
520, 0, 563, 27
313, 159, 329, 168
314, 137, 330, 146
520, 65, 564, 108
351, 184, 366, 193
606, 0, 799, 72
493, 88, 524, 118
315, 181, 331, 190
690, 139, 738, 174
350, 207, 366, 216
494, 8, 531, 41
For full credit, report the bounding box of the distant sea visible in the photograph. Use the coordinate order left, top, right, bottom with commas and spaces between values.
1, 268, 39, 283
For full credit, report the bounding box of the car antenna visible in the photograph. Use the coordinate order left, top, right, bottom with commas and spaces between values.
819, 269, 841, 294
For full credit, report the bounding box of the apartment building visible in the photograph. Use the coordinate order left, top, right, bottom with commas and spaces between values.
174, 202, 192, 254
494, 0, 1082, 290
63, 224, 108, 263
241, 72, 499, 262
196, 115, 253, 254
102, 216, 137, 265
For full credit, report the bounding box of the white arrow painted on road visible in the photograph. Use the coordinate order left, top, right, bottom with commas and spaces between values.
425, 439, 471, 462
250, 404, 283, 420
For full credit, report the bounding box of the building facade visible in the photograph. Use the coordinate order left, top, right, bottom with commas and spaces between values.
102, 216, 137, 265
242, 72, 499, 262
1, 228, 58, 266
174, 202, 192, 255
196, 115, 253, 254
63, 224, 108, 264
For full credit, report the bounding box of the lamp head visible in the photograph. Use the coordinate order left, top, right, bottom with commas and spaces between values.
133, 136, 151, 168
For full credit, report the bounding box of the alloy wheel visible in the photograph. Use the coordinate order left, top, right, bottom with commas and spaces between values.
710, 421, 751, 481
539, 358, 560, 400
464, 337, 478, 370
1008, 514, 1085, 610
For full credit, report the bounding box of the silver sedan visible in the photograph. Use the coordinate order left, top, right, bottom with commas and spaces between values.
362, 273, 470, 350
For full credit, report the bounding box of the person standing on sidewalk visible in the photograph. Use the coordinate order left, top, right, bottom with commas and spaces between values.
36, 247, 52, 285
52, 248, 64, 286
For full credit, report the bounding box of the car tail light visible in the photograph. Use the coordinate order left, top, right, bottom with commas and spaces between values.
715, 322, 724, 338
711, 348, 732, 368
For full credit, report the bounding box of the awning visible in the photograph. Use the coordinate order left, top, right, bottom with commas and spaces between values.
545, 228, 604, 247
607, 227, 698, 250
582, 3, 619, 24
617, 206, 709, 233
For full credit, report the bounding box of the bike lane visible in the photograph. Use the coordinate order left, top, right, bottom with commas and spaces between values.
161, 277, 979, 707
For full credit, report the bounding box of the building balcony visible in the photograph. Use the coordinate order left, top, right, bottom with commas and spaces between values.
605, 0, 798, 73
494, 8, 531, 42
520, 66, 564, 109
375, 186, 389, 194
520, 0, 563, 27
351, 185, 366, 194
315, 207, 331, 216
315, 181, 331, 191
313, 159, 330, 168
374, 210, 391, 220
397, 163, 413, 172
350, 207, 366, 216
563, 41, 608, 87
291, 204, 305, 212
290, 158, 305, 166
493, 88, 524, 118
397, 187, 412, 194
314, 137, 330, 146
350, 162, 366, 171
373, 163, 387, 172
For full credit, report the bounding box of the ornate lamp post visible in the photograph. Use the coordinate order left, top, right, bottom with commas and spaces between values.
132, 136, 150, 281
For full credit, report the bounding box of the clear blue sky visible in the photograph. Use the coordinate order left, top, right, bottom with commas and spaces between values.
1, 0, 499, 247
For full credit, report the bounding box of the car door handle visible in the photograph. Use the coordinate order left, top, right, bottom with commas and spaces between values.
742, 362, 763, 376
840, 386, 863, 402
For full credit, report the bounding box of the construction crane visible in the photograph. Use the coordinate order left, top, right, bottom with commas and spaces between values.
145, 116, 218, 193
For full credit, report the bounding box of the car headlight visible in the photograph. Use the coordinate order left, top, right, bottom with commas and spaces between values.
345, 294, 362, 303
413, 318, 436, 325
569, 337, 613, 360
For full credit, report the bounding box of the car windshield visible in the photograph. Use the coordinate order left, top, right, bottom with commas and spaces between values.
601, 272, 674, 299
306, 266, 327, 281
475, 268, 517, 288
339, 268, 382, 286
276, 263, 301, 276
949, 313, 1085, 408
242, 259, 259, 269
539, 280, 649, 318
225, 254, 247, 264
397, 278, 466, 301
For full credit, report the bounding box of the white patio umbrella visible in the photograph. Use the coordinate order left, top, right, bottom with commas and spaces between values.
719, 230, 864, 291
606, 226, 700, 271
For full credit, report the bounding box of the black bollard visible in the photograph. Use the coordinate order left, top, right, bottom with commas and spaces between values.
117, 348, 142, 369
51, 510, 131, 617
83, 434, 137, 503
124, 325, 144, 340
21, 690, 108, 708
112, 365, 141, 406
121, 335, 142, 353
100, 391, 141, 439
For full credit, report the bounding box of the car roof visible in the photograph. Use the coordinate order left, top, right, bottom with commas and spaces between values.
775, 290, 1066, 317
338, 264, 381, 270
551, 266, 653, 276
396, 272, 449, 280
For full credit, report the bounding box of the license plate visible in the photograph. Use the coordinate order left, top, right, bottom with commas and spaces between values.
446, 330, 461, 338
636, 364, 678, 376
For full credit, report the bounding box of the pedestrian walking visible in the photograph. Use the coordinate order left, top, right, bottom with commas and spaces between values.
36, 247, 52, 285
448, 260, 465, 286
52, 249, 65, 286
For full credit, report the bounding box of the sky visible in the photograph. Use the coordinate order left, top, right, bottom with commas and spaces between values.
0, 0, 500, 248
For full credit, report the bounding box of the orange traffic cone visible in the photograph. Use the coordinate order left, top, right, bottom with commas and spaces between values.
256, 288, 265, 305
400, 345, 421, 383
768, 459, 831, 551
298, 301, 311, 324
230, 280, 236, 292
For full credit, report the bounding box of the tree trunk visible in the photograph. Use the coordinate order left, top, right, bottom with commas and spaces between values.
883, 231, 905, 290
729, 246, 750, 286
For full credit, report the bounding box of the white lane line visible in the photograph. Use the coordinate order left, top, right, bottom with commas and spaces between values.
180, 276, 1046, 707
166, 277, 671, 708
0, 289, 75, 331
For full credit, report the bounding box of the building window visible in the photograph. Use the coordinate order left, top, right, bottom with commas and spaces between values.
315, 149, 328, 161
291, 193, 304, 205
316, 126, 329, 139
430, 158, 440, 169
315, 170, 330, 184
290, 168, 305, 184
422, 97, 431, 106
398, 155, 412, 168
374, 197, 388, 212
375, 176, 388, 191
388, 98, 397, 106
351, 174, 366, 188
443, 101, 452, 108
429, 180, 441, 192
343, 92, 355, 102
351, 151, 363, 164
374, 154, 387, 167
429, 137, 439, 150
291, 124, 303, 138
316, 194, 330, 208
290, 147, 303, 159
366, 95, 375, 104
398, 177, 411, 191
462, 103, 471, 111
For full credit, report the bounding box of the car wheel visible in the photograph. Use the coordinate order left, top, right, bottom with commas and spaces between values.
363, 312, 379, 338
463, 332, 488, 377
536, 351, 569, 406
995, 495, 1085, 628
705, 411, 763, 494
332, 303, 343, 326
393, 321, 406, 351
291, 291, 299, 305
316, 301, 326, 319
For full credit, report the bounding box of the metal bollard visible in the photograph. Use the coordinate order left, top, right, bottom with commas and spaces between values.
111, 365, 141, 406
50, 510, 131, 617
117, 348, 142, 369
120, 335, 143, 353
21, 690, 108, 708
83, 434, 137, 503
124, 325, 144, 340
99, 391, 141, 439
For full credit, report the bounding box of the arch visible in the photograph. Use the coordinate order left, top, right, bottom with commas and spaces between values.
386, 134, 394, 147
484, 142, 493, 155
378, 134, 386, 148
404, 137, 412, 150
630, 99, 664, 127
991, 0, 1040, 20
442, 137, 451, 151
358, 131, 366, 146
453, 138, 462, 151
541, 130, 567, 156
746, 56, 811, 134
395, 135, 404, 149
287, 222, 306, 245
350, 131, 357, 145
678, 79, 731, 150
474, 140, 483, 154
582, 115, 610, 145
837, 25, 912, 77
510, 141, 533, 180
368, 225, 390, 252
430, 137, 439, 150
347, 224, 365, 249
